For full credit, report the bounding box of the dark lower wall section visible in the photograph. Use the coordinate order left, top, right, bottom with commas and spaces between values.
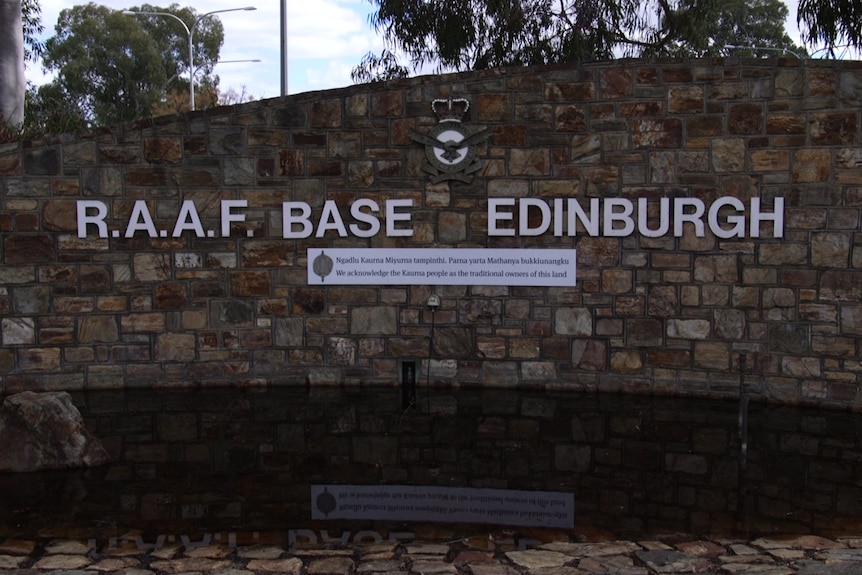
2, 388, 861, 538
0, 58, 861, 408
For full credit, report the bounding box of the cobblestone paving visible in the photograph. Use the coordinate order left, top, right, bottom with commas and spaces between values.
1, 533, 861, 574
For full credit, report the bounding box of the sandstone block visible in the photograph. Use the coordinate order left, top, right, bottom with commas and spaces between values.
155, 333, 195, 361
555, 308, 592, 336
351, 306, 397, 335
2, 317, 35, 344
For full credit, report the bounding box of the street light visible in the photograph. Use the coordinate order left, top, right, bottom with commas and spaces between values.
123, 6, 256, 111
164, 59, 262, 96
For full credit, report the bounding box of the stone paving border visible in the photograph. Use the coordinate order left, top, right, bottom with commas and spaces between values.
0, 533, 861, 574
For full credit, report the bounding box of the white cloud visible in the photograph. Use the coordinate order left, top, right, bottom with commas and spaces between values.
31, 0, 379, 98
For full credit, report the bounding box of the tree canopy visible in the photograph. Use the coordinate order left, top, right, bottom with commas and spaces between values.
37, 2, 224, 127
798, 0, 862, 56
22, 0, 44, 64
658, 0, 800, 58
353, 0, 803, 82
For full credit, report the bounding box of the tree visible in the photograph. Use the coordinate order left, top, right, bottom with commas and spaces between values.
0, 0, 26, 127
352, 0, 801, 83
39, 2, 223, 127
657, 0, 802, 58
124, 3, 225, 102
22, 0, 44, 64
797, 0, 862, 55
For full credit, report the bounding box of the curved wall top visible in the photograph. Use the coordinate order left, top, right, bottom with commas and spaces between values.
1, 58, 861, 408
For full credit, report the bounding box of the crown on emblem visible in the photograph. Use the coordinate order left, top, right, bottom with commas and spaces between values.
432, 98, 470, 123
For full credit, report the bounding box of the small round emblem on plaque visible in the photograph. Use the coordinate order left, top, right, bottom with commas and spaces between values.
312, 251, 334, 282
316, 487, 337, 517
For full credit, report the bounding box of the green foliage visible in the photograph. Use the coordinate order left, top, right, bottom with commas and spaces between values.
798, 0, 862, 55
353, 0, 804, 82
22, 0, 44, 63
41, 3, 167, 125
39, 2, 223, 128
658, 0, 804, 58
22, 83, 88, 137
127, 3, 224, 95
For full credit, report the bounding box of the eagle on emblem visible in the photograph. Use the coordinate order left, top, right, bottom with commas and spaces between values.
410, 98, 490, 183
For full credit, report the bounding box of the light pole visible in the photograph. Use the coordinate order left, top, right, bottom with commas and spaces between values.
123, 6, 256, 111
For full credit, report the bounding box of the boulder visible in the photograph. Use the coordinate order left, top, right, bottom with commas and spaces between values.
0, 391, 111, 472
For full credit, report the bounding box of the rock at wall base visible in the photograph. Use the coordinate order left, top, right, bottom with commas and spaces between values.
0, 391, 111, 472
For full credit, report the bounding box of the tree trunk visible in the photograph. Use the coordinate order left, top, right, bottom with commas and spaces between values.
0, 0, 25, 128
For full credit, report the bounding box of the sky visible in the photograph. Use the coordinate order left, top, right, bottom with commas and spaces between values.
30, 0, 383, 100
26, 1, 849, 104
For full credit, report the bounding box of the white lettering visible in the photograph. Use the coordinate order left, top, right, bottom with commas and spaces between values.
126, 200, 158, 238
487, 196, 785, 239
638, 197, 670, 238
519, 198, 551, 236
673, 198, 705, 237
750, 197, 784, 238
77, 200, 108, 238
349, 199, 381, 237
221, 200, 247, 237
385, 199, 414, 237
284, 199, 412, 238
172, 200, 206, 238
488, 198, 515, 236
570, 198, 600, 236
316, 200, 349, 238
604, 198, 634, 237
708, 196, 745, 239
71, 196, 785, 241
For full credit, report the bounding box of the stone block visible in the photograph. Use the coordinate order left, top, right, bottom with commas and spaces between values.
4, 234, 54, 264
555, 308, 592, 336
327, 337, 356, 365
572, 340, 606, 370
627, 318, 663, 346
811, 112, 857, 145
278, 149, 304, 176
78, 316, 119, 343
769, 324, 810, 354
693, 341, 729, 370
647, 349, 690, 368
230, 271, 271, 296
840, 306, 862, 336
18, 348, 61, 371
2, 317, 35, 345
632, 119, 682, 148
438, 212, 466, 242
12, 286, 50, 314
23, 148, 59, 176
667, 319, 710, 340
711, 139, 745, 172
509, 148, 549, 176
668, 86, 703, 113
820, 271, 862, 302
811, 232, 851, 267
728, 103, 764, 134
351, 306, 397, 335
155, 333, 195, 361
311, 100, 345, 130
611, 350, 642, 373
144, 137, 182, 163
224, 157, 255, 185
433, 327, 473, 358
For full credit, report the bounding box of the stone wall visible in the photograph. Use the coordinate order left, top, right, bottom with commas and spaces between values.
1, 58, 861, 408
6, 388, 862, 537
